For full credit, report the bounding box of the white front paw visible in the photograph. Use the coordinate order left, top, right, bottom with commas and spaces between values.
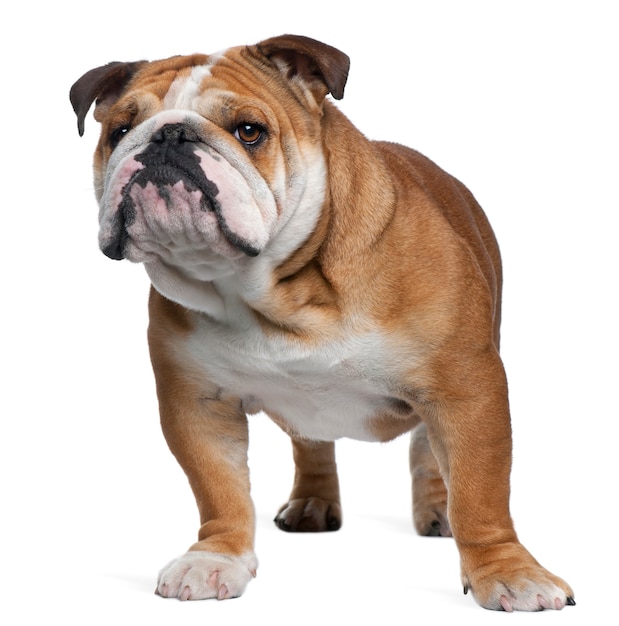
156, 551, 258, 601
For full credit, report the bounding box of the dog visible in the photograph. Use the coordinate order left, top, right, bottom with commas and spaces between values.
70, 34, 574, 611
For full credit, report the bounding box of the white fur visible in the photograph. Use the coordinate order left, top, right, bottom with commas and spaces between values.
483, 579, 572, 612
183, 308, 418, 441
163, 64, 214, 110
157, 550, 258, 601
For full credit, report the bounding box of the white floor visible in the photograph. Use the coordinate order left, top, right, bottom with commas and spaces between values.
3, 412, 604, 624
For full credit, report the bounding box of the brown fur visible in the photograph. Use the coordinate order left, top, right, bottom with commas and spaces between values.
148, 293, 255, 557
70, 34, 574, 611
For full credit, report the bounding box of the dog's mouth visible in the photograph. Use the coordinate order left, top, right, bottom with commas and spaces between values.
100, 122, 266, 262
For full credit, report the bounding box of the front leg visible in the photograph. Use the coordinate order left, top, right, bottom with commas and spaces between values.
422, 348, 574, 611
148, 294, 257, 600
155, 391, 257, 600
275, 439, 342, 532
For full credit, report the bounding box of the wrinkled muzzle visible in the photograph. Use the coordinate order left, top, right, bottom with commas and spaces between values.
98, 113, 276, 267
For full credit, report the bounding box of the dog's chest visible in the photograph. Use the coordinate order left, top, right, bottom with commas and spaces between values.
185, 313, 411, 442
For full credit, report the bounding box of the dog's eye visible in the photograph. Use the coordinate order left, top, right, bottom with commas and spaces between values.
109, 124, 131, 149
234, 123, 265, 146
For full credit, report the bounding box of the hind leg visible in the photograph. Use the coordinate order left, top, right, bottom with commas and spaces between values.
410, 423, 452, 537
274, 439, 342, 532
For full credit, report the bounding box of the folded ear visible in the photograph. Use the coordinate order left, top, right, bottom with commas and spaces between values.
256, 34, 350, 101
69, 61, 147, 136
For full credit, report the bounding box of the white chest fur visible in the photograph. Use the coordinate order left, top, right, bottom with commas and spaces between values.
183, 306, 407, 442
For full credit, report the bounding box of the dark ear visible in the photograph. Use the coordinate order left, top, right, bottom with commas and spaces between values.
69, 61, 147, 136
256, 34, 350, 101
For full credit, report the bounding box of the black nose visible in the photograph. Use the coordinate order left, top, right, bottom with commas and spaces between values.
137, 122, 202, 171
151, 123, 200, 144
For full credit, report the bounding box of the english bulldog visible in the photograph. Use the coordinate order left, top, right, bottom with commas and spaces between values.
70, 34, 574, 611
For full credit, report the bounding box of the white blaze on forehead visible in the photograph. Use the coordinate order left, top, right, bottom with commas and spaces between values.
162, 64, 214, 109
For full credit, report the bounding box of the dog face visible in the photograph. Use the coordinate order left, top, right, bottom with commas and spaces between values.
75, 40, 349, 311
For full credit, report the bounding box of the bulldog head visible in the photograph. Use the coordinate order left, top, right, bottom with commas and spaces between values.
71, 35, 349, 309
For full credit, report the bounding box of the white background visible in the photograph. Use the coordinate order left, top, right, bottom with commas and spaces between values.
1, 0, 616, 623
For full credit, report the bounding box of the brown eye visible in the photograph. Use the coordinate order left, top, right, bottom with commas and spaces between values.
234, 123, 265, 146
109, 123, 131, 149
